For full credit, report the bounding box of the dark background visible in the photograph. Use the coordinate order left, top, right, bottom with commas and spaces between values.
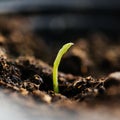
0, 0, 120, 44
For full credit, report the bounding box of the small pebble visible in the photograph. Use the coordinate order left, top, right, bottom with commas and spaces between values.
104, 72, 120, 88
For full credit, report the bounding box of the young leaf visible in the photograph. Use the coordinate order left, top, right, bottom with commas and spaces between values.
53, 42, 74, 93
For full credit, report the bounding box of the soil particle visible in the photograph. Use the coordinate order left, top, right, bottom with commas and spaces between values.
32, 90, 52, 103
104, 72, 120, 89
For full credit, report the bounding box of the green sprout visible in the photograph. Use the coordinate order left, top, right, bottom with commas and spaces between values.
53, 42, 74, 93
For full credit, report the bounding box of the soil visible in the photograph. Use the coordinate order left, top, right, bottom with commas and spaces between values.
0, 17, 120, 119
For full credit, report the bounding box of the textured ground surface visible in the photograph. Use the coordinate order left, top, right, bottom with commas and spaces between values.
0, 17, 120, 120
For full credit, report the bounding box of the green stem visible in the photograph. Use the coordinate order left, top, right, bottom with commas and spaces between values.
53, 42, 74, 93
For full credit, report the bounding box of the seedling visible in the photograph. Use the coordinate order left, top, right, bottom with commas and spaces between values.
53, 42, 74, 93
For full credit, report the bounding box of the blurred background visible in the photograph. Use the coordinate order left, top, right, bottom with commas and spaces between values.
0, 0, 120, 42
0, 0, 120, 77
